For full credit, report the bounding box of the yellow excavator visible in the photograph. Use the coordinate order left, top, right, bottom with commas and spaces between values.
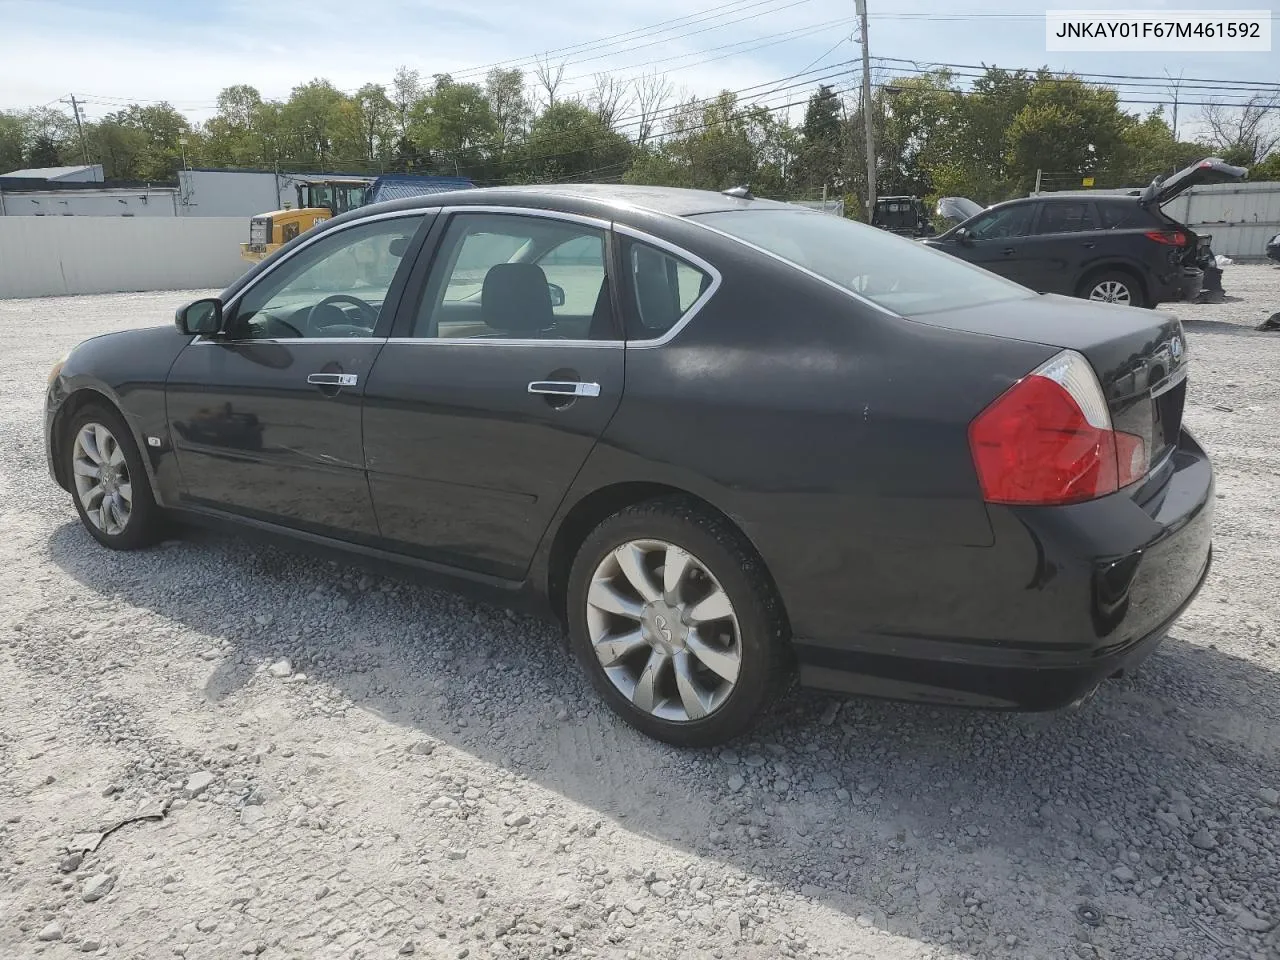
239, 178, 373, 263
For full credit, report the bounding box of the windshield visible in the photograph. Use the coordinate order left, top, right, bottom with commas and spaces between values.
693, 209, 1034, 316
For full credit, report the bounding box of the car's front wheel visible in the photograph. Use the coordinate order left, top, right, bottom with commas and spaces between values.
65, 404, 163, 550
566, 497, 791, 747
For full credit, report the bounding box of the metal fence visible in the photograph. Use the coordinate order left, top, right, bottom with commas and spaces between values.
1160, 181, 1280, 261
791, 198, 846, 217
0, 217, 251, 299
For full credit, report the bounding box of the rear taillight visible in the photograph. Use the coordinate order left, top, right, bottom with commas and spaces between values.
969, 350, 1147, 505
1144, 230, 1187, 246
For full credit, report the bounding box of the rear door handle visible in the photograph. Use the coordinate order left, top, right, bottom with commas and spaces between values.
528, 381, 601, 398
1081, 241, 1096, 249
307, 373, 358, 387
1001, 247, 1016, 255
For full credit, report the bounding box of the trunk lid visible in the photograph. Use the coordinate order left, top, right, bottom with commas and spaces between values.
1139, 157, 1248, 208
937, 196, 984, 226
907, 294, 1190, 468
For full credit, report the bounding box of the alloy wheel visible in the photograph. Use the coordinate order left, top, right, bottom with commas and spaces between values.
72, 422, 133, 536
585, 539, 742, 723
1088, 280, 1131, 305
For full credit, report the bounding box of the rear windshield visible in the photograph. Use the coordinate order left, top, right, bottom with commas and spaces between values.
1097, 201, 1163, 229
692, 209, 1035, 316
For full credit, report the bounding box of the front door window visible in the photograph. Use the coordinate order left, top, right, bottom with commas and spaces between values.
229, 215, 426, 340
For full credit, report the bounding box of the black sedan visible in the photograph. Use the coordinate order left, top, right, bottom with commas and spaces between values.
45, 184, 1213, 746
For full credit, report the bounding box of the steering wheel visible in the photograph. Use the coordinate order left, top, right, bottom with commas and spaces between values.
305, 294, 379, 335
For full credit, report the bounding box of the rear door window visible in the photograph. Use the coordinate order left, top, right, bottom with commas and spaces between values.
1097, 202, 1159, 229
621, 239, 713, 340
967, 204, 1035, 240
1036, 201, 1097, 234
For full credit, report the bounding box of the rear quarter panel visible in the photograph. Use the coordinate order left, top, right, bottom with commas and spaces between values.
564, 214, 1058, 642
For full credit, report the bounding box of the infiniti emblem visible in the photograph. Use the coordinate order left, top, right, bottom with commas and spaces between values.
654, 615, 673, 644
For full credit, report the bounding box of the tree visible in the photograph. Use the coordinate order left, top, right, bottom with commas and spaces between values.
349, 83, 396, 164
1004, 73, 1131, 194
1200, 94, 1280, 164
522, 100, 632, 182
203, 85, 265, 166
391, 66, 423, 140
408, 75, 495, 176
1115, 112, 1210, 186
485, 68, 530, 171
588, 73, 632, 128
0, 112, 24, 171
793, 85, 844, 194
85, 115, 145, 178
1250, 151, 1280, 181
282, 79, 349, 168
625, 92, 794, 193
28, 133, 62, 167
633, 71, 673, 148
534, 57, 566, 110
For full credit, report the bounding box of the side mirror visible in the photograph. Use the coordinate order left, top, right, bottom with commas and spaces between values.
175, 297, 223, 336
388, 236, 410, 257
954, 227, 973, 245
547, 282, 566, 308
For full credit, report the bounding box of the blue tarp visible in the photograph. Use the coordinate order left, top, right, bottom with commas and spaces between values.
367, 175, 475, 204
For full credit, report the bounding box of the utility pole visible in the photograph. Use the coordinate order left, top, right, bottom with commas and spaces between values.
855, 0, 876, 220
1034, 168, 1042, 194
1165, 69, 1183, 140
67, 94, 89, 166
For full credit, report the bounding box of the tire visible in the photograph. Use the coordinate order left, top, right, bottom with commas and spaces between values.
566, 496, 791, 747
1079, 269, 1145, 308
64, 403, 164, 551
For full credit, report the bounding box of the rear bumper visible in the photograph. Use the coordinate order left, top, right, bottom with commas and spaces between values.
793, 428, 1214, 710
1176, 266, 1204, 301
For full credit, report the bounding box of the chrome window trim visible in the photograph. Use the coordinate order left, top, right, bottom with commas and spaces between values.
190, 336, 387, 345
682, 215, 902, 319
398, 204, 617, 348
203, 204, 723, 350
385, 337, 624, 348
432, 204, 612, 231
613, 224, 724, 349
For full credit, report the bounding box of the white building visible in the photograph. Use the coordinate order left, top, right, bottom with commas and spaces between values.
2, 164, 104, 183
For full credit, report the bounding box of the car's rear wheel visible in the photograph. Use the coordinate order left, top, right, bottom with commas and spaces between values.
1081, 270, 1145, 308
566, 497, 790, 747
65, 404, 163, 550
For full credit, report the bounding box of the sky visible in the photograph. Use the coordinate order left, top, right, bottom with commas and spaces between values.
1, 0, 1276, 139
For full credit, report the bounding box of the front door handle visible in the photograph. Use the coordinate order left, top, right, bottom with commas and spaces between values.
1081, 241, 1096, 249
528, 381, 601, 398
1001, 247, 1016, 256
307, 373, 358, 387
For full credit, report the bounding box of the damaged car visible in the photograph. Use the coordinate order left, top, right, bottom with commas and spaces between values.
925, 158, 1247, 308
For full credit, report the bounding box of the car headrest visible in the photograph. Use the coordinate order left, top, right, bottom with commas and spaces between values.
482, 263, 554, 335
634, 253, 680, 334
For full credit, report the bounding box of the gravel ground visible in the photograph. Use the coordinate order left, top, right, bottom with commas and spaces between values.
2, 266, 1279, 960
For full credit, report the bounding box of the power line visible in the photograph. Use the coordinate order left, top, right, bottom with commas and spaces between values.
557, 17, 856, 92
872, 56, 1280, 92
448, 0, 822, 81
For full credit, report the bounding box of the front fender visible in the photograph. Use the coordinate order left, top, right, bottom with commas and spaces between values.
46, 325, 191, 507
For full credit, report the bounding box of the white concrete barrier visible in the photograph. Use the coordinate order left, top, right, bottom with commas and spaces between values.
0, 217, 253, 298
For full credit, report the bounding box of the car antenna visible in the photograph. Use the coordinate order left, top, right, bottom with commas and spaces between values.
723, 185, 753, 200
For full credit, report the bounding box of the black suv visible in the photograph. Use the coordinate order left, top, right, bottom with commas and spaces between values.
924, 158, 1246, 308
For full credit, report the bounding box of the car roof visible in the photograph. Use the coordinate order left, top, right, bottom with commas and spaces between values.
347, 183, 797, 221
